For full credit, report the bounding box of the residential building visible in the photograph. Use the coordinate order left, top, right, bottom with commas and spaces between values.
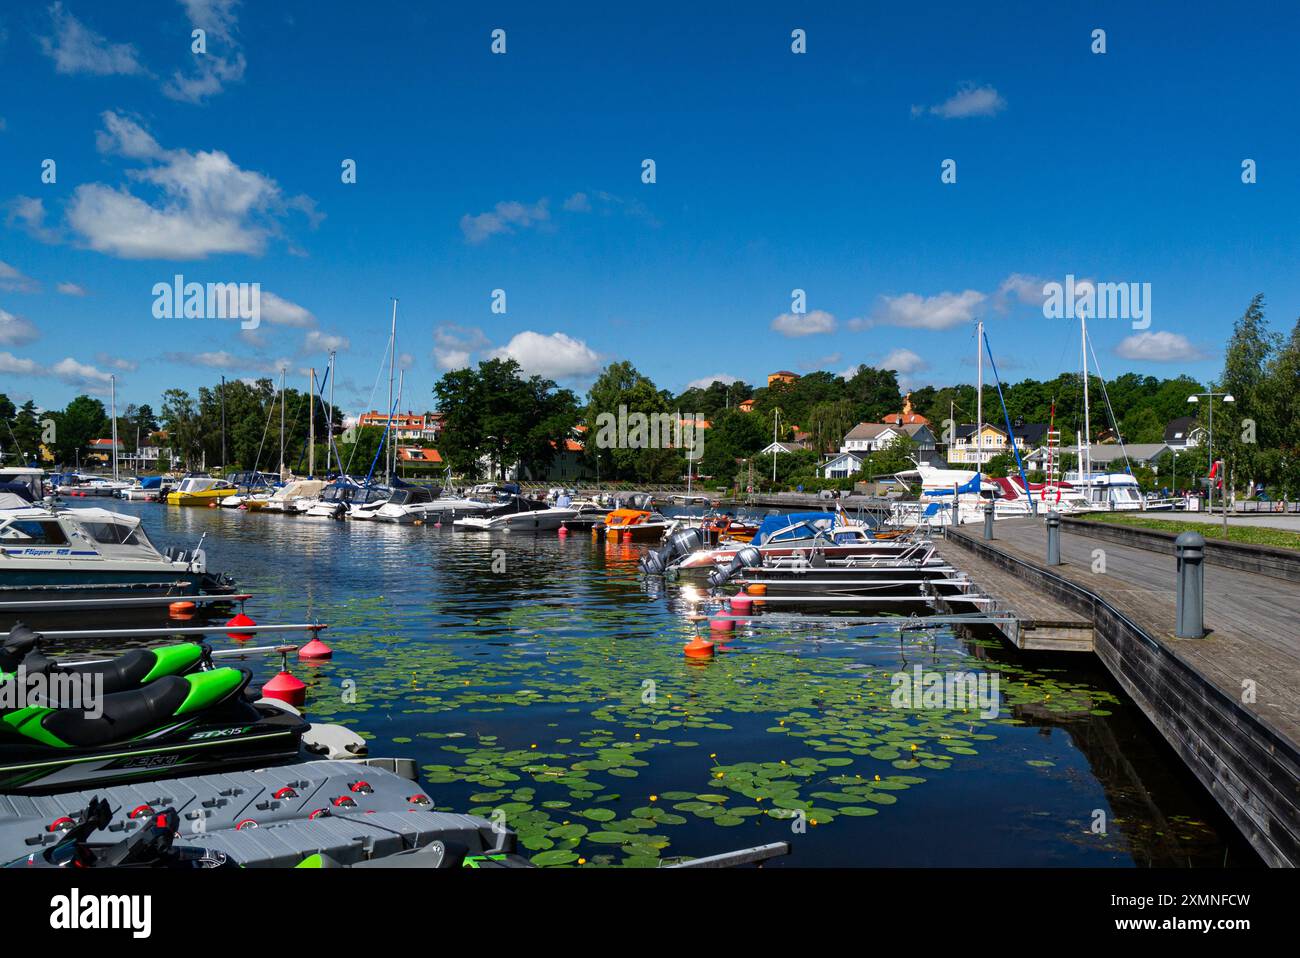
818, 451, 864, 479
840, 422, 936, 456
766, 371, 798, 388
1081, 443, 1171, 470
737, 398, 756, 413
1163, 415, 1205, 451
948, 422, 1047, 466
356, 410, 441, 443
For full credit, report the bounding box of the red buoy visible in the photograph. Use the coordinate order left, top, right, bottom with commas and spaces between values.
709, 617, 734, 633
225, 612, 256, 642
169, 601, 196, 620
299, 636, 333, 660
684, 635, 715, 659
262, 669, 306, 706
731, 592, 753, 614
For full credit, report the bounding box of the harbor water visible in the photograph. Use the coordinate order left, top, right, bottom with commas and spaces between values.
86, 502, 1260, 868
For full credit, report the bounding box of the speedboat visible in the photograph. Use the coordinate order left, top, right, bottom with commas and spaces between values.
219, 471, 280, 508
244, 478, 327, 513
166, 476, 237, 507
0, 468, 45, 511
371, 485, 491, 524
673, 512, 913, 570
119, 475, 166, 501
559, 498, 608, 531
453, 496, 577, 531
344, 484, 394, 520
598, 508, 673, 541
0, 505, 235, 610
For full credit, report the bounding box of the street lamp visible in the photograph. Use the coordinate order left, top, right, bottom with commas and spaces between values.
772, 408, 783, 485
1187, 391, 1234, 533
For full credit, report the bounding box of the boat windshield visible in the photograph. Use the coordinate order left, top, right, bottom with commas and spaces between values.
78, 520, 142, 546
0, 518, 69, 544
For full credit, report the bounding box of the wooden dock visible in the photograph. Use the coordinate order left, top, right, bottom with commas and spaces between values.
940, 517, 1300, 867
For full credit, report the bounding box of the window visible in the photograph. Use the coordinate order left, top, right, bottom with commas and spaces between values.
80, 522, 139, 546
0, 520, 69, 544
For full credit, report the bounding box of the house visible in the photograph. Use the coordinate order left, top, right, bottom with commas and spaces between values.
1164, 416, 1205, 451
881, 393, 931, 428
948, 422, 1048, 466
767, 371, 798, 388
840, 422, 937, 457
86, 438, 121, 464
396, 446, 442, 467
759, 441, 805, 456
738, 398, 756, 413
818, 452, 864, 479
355, 410, 440, 443
1083, 443, 1171, 469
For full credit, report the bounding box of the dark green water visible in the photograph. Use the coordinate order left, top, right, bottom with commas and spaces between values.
98, 502, 1258, 867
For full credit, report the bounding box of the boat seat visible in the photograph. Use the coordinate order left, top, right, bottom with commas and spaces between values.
25, 647, 197, 697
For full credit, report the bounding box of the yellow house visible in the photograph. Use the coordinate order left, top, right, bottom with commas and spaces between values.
767, 371, 798, 388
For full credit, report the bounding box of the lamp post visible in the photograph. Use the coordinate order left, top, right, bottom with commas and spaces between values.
1187, 391, 1234, 536
772, 408, 783, 485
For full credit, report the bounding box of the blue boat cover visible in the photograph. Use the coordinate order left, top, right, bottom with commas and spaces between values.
922, 473, 982, 496
750, 511, 837, 544
140, 476, 163, 489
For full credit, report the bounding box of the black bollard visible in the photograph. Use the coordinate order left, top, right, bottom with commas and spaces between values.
1175, 531, 1206, 638
1046, 511, 1061, 566
983, 503, 994, 540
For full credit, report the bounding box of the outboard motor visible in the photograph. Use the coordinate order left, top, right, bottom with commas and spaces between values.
708, 545, 762, 588
664, 528, 703, 560
639, 550, 667, 575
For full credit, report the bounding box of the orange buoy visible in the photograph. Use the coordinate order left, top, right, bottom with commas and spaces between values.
225, 612, 256, 642
683, 635, 715, 659
169, 601, 196, 620
746, 583, 768, 596
299, 635, 333, 660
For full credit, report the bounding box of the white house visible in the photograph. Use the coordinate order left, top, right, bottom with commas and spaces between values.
1163, 416, 1205, 451
818, 452, 864, 479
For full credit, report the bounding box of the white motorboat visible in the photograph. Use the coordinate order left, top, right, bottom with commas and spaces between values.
0, 468, 45, 510
244, 479, 327, 513
453, 497, 577, 532
371, 486, 491, 524
673, 512, 911, 570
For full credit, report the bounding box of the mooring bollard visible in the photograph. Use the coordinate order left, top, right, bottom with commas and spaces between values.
1175, 531, 1206, 638
983, 503, 994, 540
1046, 511, 1061, 566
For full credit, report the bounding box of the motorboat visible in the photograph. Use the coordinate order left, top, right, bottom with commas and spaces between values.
673, 511, 914, 570
218, 471, 280, 509
559, 498, 609, 531
0, 504, 236, 607
244, 478, 327, 513
119, 476, 167, 501
0, 469, 44, 510
371, 485, 491, 524
343, 484, 394, 520
166, 476, 238, 507
598, 508, 673, 541
453, 496, 577, 532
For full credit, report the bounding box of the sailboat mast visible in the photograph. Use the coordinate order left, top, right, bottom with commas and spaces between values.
278, 367, 286, 477
110, 374, 119, 481
308, 368, 316, 478
328, 350, 336, 476
1081, 313, 1092, 493
394, 369, 405, 480
387, 299, 397, 484
976, 320, 983, 472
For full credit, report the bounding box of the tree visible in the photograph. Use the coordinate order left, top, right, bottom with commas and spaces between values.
46, 396, 109, 466
160, 389, 204, 470
584, 361, 679, 482
1216, 293, 1279, 492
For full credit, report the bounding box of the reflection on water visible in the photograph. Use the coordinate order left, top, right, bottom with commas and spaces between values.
85, 501, 1258, 867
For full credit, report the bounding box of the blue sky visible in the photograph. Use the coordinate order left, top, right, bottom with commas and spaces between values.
2, 0, 1298, 416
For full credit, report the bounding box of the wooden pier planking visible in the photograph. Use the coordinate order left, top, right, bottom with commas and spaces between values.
931, 538, 1094, 651
940, 517, 1300, 867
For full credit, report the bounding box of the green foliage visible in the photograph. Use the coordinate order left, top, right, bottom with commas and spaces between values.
435, 358, 579, 481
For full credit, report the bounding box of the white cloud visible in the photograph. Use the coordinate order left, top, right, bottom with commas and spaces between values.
56, 281, 88, 296
433, 324, 490, 369
64, 112, 316, 260
0, 352, 42, 375
913, 83, 1006, 119
1114, 331, 1205, 362
771, 309, 836, 338
868, 290, 985, 330
164, 0, 246, 103
488, 331, 600, 379
39, 2, 148, 77
879, 348, 928, 375
0, 310, 39, 346
562, 192, 592, 212
995, 273, 1049, 310
260, 291, 315, 327
50, 357, 115, 393
303, 329, 350, 353
6, 197, 60, 244
460, 199, 550, 244
686, 374, 740, 389
95, 352, 137, 372
0, 260, 38, 293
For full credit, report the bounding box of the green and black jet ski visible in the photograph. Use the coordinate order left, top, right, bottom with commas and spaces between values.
0, 621, 207, 697
0, 664, 308, 794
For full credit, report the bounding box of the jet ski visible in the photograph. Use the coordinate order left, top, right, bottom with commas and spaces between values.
0, 664, 308, 794
0, 621, 206, 695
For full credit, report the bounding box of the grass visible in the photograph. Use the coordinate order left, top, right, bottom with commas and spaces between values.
1079, 513, 1300, 551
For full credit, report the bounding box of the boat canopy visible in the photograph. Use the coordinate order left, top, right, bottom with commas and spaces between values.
139, 476, 164, 490
922, 473, 983, 497
750, 512, 837, 544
